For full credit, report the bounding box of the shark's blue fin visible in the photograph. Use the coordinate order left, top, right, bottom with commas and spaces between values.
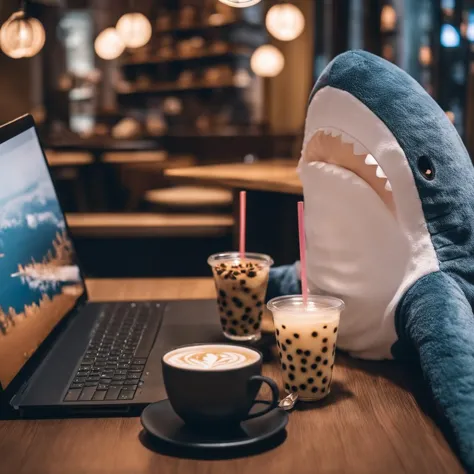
266, 263, 301, 302
394, 271, 474, 472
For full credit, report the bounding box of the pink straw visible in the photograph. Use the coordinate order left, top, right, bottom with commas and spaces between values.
298, 201, 308, 306
239, 191, 246, 258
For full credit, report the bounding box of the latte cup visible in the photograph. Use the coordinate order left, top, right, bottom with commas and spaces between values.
162, 343, 279, 430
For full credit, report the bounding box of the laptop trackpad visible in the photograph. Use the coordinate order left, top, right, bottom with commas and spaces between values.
157, 299, 225, 348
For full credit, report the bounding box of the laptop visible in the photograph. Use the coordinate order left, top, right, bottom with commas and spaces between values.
0, 115, 223, 418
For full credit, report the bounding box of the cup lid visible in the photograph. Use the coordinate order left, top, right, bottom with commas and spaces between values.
267, 294, 345, 313
208, 252, 274, 267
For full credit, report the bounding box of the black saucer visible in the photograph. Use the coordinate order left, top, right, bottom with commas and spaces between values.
141, 399, 288, 450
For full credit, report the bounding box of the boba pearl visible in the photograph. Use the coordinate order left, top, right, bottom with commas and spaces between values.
296, 349, 303, 355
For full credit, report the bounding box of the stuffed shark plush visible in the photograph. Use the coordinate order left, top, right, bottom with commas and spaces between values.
267, 50, 474, 472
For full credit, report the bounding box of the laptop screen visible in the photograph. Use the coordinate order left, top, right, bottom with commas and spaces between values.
0, 127, 85, 390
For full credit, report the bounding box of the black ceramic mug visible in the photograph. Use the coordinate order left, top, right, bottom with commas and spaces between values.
162, 343, 279, 429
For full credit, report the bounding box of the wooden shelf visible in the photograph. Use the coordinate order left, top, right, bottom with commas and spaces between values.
121, 50, 251, 67
66, 212, 234, 238
116, 81, 244, 96
154, 19, 260, 35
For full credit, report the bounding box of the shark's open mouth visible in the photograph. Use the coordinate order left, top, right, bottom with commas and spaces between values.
303, 128, 395, 215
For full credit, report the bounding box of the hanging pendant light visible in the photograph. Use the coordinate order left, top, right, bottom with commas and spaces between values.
380, 5, 397, 32
266, 3, 305, 41
116, 12, 152, 49
0, 10, 45, 59
95, 27, 125, 60
218, 0, 262, 8
251, 44, 284, 77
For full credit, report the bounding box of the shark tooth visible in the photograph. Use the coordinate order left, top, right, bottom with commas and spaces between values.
384, 181, 392, 192
365, 154, 377, 166
376, 166, 387, 178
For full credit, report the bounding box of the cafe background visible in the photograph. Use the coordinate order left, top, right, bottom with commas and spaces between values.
0, 0, 472, 278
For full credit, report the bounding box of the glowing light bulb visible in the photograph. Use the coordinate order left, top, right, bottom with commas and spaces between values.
218, 0, 262, 8
419, 46, 432, 66
266, 3, 305, 41
116, 12, 152, 49
0, 11, 45, 59
441, 24, 460, 48
250, 44, 284, 77
381, 5, 397, 32
94, 27, 125, 60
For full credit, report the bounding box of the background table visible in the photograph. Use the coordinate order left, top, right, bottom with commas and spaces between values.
165, 160, 302, 195
166, 161, 302, 265
0, 279, 464, 474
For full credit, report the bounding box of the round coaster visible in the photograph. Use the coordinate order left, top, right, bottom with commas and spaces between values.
141, 399, 288, 450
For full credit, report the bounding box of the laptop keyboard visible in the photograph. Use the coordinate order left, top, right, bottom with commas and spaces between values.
64, 302, 163, 403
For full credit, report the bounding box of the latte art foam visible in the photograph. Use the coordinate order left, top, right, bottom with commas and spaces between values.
164, 345, 259, 370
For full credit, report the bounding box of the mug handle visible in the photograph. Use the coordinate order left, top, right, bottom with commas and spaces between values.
245, 375, 280, 420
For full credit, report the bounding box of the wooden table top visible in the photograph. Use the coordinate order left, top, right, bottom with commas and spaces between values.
165, 160, 303, 195
0, 279, 463, 474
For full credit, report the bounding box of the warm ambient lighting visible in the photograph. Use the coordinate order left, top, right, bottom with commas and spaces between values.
0, 11, 45, 58
251, 44, 284, 77
218, 0, 262, 8
116, 12, 152, 49
419, 46, 432, 66
94, 27, 125, 60
380, 5, 397, 32
265, 3, 305, 41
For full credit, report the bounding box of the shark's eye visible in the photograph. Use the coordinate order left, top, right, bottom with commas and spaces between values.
417, 156, 435, 180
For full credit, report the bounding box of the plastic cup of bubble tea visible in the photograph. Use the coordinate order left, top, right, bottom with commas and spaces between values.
267, 294, 344, 401
208, 252, 273, 342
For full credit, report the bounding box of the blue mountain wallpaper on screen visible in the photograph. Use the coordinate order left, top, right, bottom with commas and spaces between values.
0, 130, 84, 388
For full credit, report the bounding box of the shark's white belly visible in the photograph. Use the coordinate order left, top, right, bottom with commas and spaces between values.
300, 162, 411, 359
